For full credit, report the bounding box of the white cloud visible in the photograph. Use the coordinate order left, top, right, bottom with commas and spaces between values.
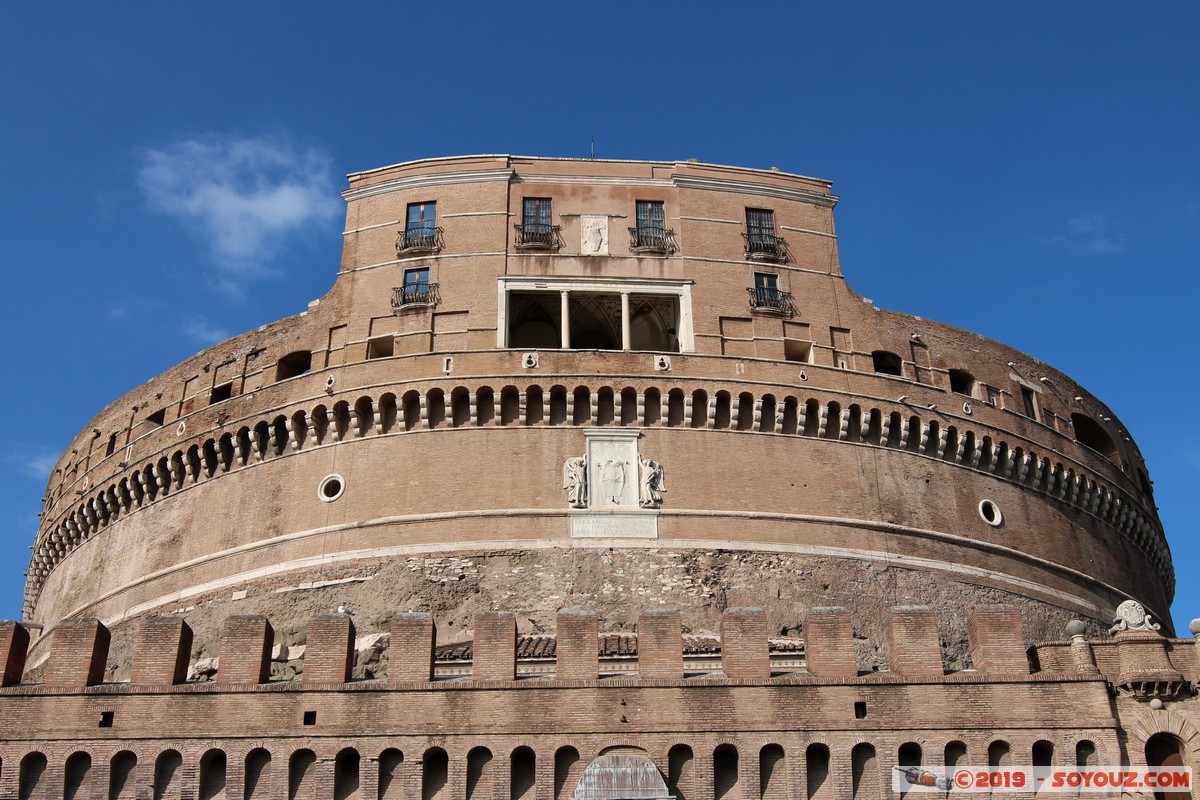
181, 317, 230, 345
5, 449, 59, 483
138, 132, 341, 279
1044, 212, 1127, 255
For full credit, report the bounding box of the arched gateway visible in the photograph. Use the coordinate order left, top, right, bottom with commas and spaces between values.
573, 753, 672, 800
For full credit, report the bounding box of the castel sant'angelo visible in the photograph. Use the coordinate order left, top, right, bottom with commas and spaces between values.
2, 155, 1198, 799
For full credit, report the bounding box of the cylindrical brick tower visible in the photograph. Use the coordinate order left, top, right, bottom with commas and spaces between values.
24, 156, 1169, 672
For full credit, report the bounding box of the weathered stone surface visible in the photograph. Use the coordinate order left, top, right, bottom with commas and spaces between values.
65, 548, 1105, 676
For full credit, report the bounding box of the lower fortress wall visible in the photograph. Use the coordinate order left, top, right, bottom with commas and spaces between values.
1, 607, 1198, 799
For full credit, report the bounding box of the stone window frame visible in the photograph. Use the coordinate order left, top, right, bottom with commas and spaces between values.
495, 275, 695, 352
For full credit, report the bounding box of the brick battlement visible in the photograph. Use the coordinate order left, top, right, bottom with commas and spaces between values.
3, 605, 1194, 693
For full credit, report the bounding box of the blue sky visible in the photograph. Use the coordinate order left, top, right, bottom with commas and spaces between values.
1, 3, 1196, 633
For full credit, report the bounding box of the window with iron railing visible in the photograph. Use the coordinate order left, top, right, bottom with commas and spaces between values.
515, 197, 559, 249
398, 201, 443, 254
392, 267, 439, 309
629, 200, 675, 253
743, 208, 788, 261
748, 272, 795, 314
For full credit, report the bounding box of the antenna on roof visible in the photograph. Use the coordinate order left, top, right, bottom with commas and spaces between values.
590, 135, 595, 160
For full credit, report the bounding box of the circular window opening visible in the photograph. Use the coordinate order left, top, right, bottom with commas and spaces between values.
978, 499, 1003, 527
318, 474, 345, 503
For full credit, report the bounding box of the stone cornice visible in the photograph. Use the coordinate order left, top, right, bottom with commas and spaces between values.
499, 275, 694, 292
513, 174, 674, 188
341, 168, 515, 202
671, 174, 839, 208
340, 160, 839, 207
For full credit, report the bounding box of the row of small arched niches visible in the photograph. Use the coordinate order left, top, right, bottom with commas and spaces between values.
47, 387, 1149, 524
28, 385, 1169, 616
1, 738, 1118, 800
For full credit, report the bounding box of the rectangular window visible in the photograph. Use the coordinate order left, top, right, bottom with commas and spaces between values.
391, 268, 438, 310
750, 272, 792, 313
746, 208, 775, 242
406, 201, 436, 236
209, 383, 233, 405
636, 201, 664, 232
400, 201, 440, 253
630, 200, 673, 253
523, 198, 551, 228
745, 208, 785, 260
403, 267, 431, 303
636, 200, 665, 238
517, 198, 555, 248
499, 277, 693, 352
754, 272, 779, 293
1020, 385, 1038, 420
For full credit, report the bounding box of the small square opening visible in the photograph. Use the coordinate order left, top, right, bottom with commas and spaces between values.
367, 336, 395, 360
784, 339, 812, 363
99, 710, 115, 728
303, 710, 317, 726
146, 408, 166, 427
854, 701, 867, 719
276, 351, 313, 382
209, 383, 233, 405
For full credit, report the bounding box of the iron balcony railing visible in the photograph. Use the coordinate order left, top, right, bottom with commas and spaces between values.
742, 231, 789, 262
514, 223, 561, 250
628, 227, 677, 254
396, 226, 444, 255
391, 282, 440, 309
747, 286, 795, 315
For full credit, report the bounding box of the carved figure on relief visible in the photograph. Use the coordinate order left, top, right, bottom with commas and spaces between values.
1109, 599, 1161, 635
563, 456, 588, 508
598, 459, 627, 505
638, 458, 666, 508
